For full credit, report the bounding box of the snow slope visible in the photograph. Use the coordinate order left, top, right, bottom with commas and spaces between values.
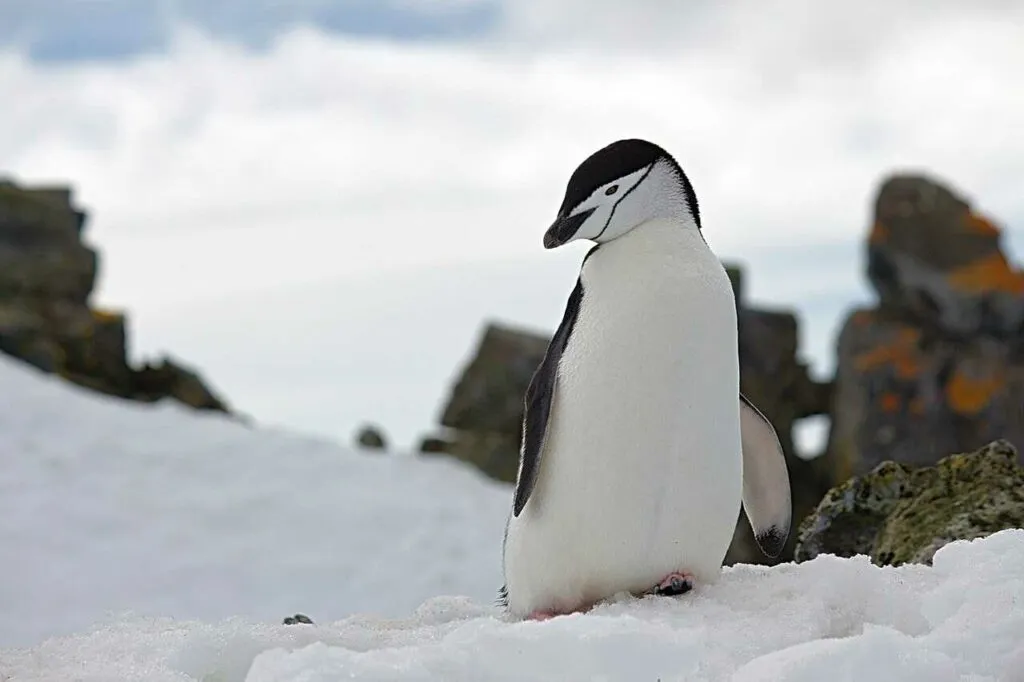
0, 355, 510, 648
2, 354, 1024, 681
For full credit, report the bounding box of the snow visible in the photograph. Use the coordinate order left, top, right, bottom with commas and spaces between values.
2, 354, 1024, 681
0, 355, 510, 647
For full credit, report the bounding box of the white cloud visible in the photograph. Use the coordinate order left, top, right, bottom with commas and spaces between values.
1, 2, 1022, 446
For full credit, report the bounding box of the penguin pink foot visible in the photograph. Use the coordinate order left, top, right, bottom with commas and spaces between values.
652, 571, 694, 596
526, 610, 558, 621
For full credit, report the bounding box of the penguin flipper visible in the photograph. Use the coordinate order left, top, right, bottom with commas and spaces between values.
738, 393, 792, 557
512, 276, 585, 517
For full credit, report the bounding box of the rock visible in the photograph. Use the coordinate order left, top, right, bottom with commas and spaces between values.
826, 174, 1024, 483
444, 430, 521, 483
130, 357, 230, 412
867, 174, 1024, 338
0, 181, 95, 303
725, 292, 832, 566
0, 179, 231, 414
439, 323, 549, 436
794, 439, 1024, 565
282, 613, 314, 625
432, 322, 546, 482
433, 263, 831, 564
418, 436, 452, 455
356, 424, 387, 450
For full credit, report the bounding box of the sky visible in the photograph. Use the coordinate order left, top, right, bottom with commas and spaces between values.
2, 0, 1023, 450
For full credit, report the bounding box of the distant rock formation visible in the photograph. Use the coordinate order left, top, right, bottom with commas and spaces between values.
0, 179, 229, 413
424, 262, 832, 564
825, 174, 1024, 483
795, 439, 1024, 566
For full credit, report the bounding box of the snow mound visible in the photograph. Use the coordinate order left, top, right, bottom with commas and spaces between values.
0, 355, 510, 647
3, 530, 1023, 681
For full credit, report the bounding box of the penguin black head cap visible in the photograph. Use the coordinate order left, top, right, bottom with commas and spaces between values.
543, 138, 701, 249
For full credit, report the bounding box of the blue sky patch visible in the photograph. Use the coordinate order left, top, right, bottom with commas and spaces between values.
0, 0, 501, 62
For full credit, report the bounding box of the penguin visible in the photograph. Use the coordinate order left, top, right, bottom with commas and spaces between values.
499, 138, 792, 620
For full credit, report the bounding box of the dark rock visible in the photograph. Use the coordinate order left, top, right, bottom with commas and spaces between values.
418, 436, 452, 455
0, 179, 231, 414
795, 439, 1024, 565
433, 262, 831, 564
356, 424, 388, 450
282, 613, 315, 625
444, 430, 521, 483
0, 181, 96, 303
439, 323, 549, 436
130, 357, 230, 412
825, 174, 1024, 484
726, 293, 832, 566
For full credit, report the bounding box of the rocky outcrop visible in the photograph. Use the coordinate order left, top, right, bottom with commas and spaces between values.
794, 439, 1024, 565
426, 262, 832, 564
825, 174, 1024, 483
0, 179, 229, 413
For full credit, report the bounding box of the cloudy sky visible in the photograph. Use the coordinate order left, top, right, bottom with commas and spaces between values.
3, 0, 1023, 451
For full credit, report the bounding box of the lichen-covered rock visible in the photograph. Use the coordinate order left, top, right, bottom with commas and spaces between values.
355, 424, 388, 450
826, 174, 1024, 483
795, 439, 1024, 565
0, 179, 230, 415
867, 174, 1024, 338
433, 263, 831, 564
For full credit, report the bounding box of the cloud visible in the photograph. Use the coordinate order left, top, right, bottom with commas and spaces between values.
1, 2, 1022, 446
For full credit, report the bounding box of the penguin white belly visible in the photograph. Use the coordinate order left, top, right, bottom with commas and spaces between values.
503, 227, 742, 617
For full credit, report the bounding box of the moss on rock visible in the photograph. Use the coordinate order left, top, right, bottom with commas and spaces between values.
795, 439, 1024, 565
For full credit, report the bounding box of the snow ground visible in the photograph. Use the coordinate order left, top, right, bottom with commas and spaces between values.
0, 355, 510, 648
2, 354, 1024, 681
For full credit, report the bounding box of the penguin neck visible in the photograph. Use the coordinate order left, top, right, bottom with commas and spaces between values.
582, 216, 718, 298
596, 216, 708, 265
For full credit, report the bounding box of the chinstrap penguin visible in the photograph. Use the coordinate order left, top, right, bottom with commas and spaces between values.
499, 138, 792, 620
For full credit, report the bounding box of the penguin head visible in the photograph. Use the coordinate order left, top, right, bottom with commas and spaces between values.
543, 138, 700, 249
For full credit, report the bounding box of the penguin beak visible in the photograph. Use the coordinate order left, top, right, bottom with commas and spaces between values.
543, 208, 596, 249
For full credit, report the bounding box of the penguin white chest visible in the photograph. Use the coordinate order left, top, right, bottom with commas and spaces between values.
503, 222, 743, 617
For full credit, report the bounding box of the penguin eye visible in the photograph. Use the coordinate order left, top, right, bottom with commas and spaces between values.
604, 185, 619, 196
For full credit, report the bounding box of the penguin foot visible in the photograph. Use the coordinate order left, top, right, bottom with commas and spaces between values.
526, 610, 558, 621
653, 571, 694, 596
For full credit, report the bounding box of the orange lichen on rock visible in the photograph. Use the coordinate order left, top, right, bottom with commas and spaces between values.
868, 221, 888, 245
880, 392, 901, 413
945, 367, 1005, 415
963, 212, 1001, 237
946, 253, 1024, 296
853, 327, 922, 379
